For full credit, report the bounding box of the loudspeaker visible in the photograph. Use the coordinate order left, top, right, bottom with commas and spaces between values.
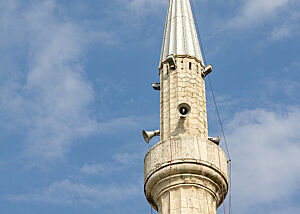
202, 64, 213, 77
178, 103, 191, 118
208, 136, 221, 145
166, 55, 176, 69
152, 82, 160, 91
142, 130, 160, 144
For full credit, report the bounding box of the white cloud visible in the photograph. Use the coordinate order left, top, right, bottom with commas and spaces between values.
268, 206, 300, 214
0, 0, 159, 162
227, 107, 300, 213
0, 1, 99, 159
98, 115, 157, 134
255, 76, 300, 104
283, 61, 300, 73
270, 11, 300, 40
126, 0, 167, 13
80, 163, 111, 175
270, 24, 293, 40
228, 0, 293, 28
7, 180, 140, 206
80, 151, 145, 175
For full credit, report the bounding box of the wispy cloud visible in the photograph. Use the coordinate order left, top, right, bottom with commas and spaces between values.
80, 163, 112, 175
7, 179, 140, 206
268, 206, 300, 214
0, 1, 100, 160
227, 107, 300, 213
125, 0, 167, 14
228, 0, 292, 28
98, 115, 157, 134
270, 11, 300, 40
80, 151, 145, 175
283, 60, 300, 72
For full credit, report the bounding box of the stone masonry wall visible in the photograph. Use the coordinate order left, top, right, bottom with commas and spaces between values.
160, 56, 208, 141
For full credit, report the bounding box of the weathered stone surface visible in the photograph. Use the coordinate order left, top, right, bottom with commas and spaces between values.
144, 137, 228, 213
160, 57, 208, 141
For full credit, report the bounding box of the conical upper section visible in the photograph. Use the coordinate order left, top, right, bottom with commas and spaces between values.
160, 0, 203, 64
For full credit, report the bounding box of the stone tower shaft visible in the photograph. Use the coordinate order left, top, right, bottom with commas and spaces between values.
159, 56, 208, 141
144, 1, 228, 214
159, 0, 207, 141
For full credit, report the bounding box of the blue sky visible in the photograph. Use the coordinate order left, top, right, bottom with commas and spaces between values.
0, 0, 300, 213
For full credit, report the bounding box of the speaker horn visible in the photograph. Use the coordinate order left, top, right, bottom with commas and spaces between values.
142, 130, 160, 144
166, 55, 176, 69
178, 103, 191, 118
208, 136, 221, 145
152, 82, 160, 91
202, 64, 213, 77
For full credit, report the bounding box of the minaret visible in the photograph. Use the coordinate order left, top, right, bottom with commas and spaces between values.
143, 0, 228, 214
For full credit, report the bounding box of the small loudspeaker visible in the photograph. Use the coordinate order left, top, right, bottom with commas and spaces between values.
152, 82, 160, 90
202, 64, 213, 77
208, 136, 221, 145
178, 103, 191, 118
165, 55, 176, 69
142, 130, 160, 144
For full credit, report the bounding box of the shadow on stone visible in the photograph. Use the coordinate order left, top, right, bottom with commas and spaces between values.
170, 117, 186, 136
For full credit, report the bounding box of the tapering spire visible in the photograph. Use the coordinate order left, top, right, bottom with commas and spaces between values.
160, 0, 203, 64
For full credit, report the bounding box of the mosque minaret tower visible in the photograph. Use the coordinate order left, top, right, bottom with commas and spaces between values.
142, 0, 228, 214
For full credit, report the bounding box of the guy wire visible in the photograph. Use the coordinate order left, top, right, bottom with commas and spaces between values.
189, 0, 233, 213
